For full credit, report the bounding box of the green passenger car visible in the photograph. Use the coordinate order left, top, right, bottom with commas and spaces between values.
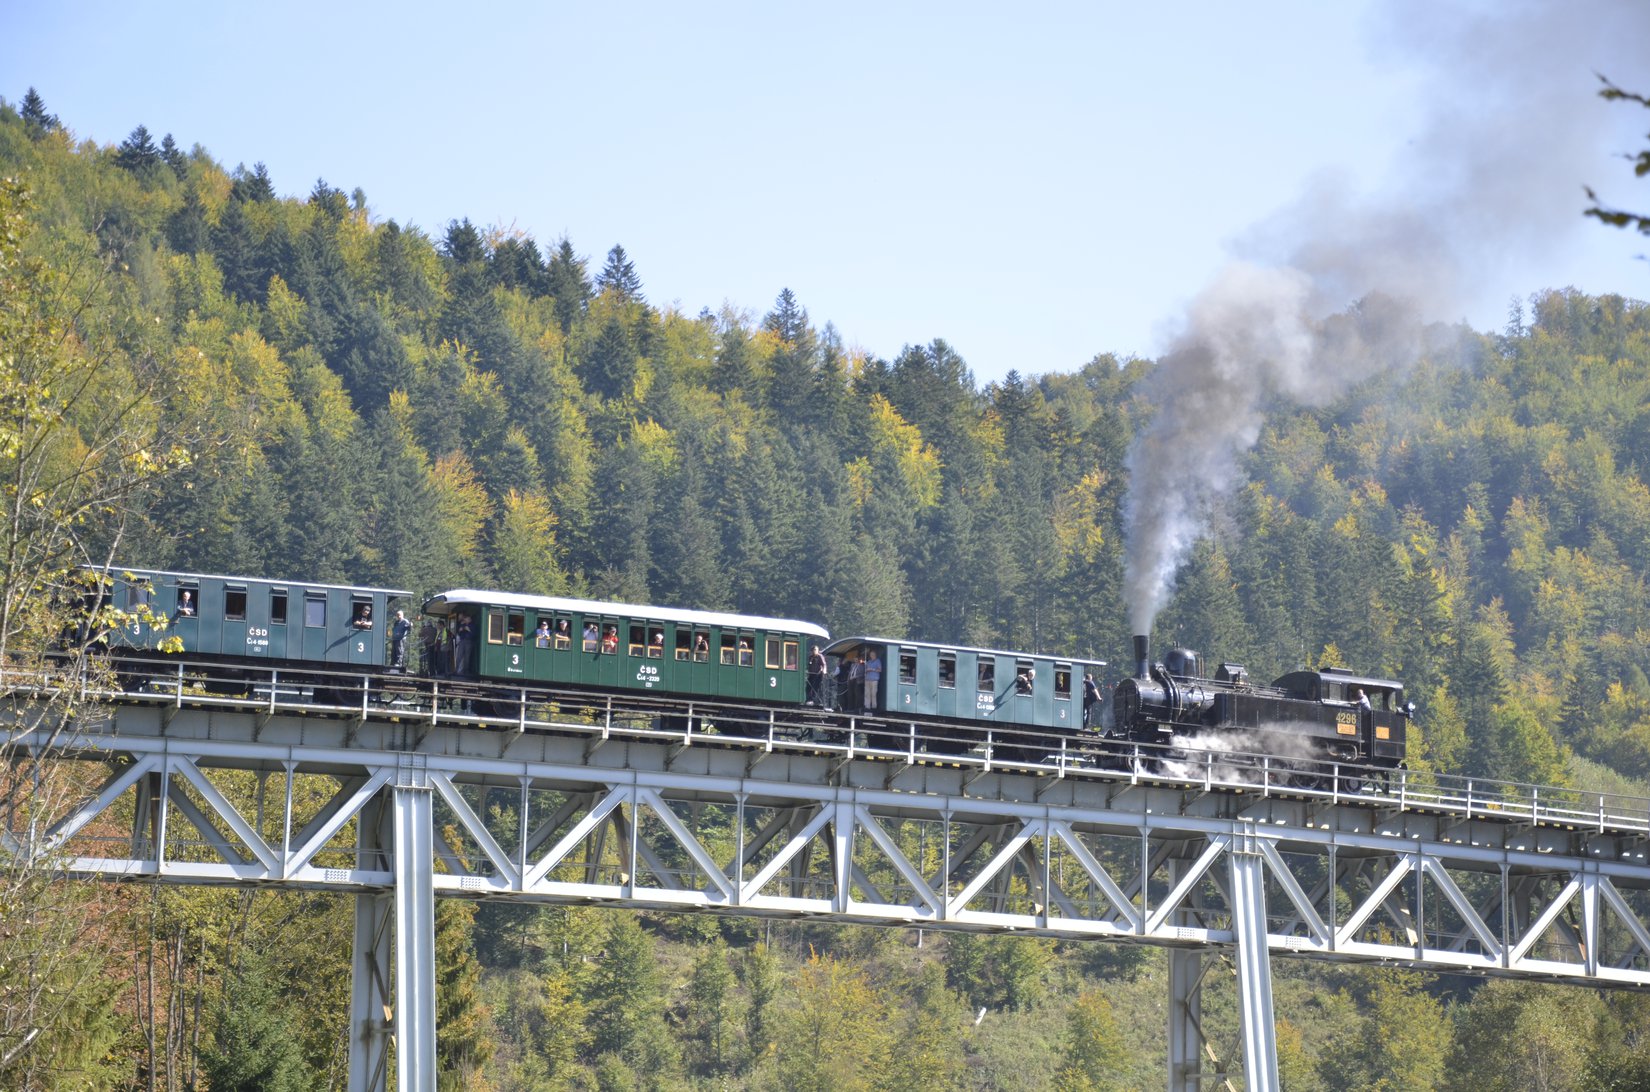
421, 590, 830, 704
95, 567, 411, 668
823, 636, 1107, 734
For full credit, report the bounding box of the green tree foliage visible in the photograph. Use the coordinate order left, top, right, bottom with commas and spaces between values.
1053, 989, 1126, 1092
435, 899, 494, 1091
1330, 967, 1451, 1092
199, 949, 314, 1092
770, 952, 894, 1092
944, 932, 1055, 1012
584, 915, 677, 1084
684, 941, 739, 1077
1447, 979, 1600, 1092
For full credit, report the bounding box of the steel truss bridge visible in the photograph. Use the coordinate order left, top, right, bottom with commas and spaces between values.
5, 662, 1650, 1092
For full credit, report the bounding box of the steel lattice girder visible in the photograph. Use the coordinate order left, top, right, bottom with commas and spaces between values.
6, 710, 1650, 990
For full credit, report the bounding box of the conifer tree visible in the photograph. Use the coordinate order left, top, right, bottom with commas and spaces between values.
114, 124, 161, 174
585, 915, 676, 1079
19, 87, 60, 138
763, 287, 818, 426
200, 951, 314, 1092
685, 942, 738, 1077
595, 244, 643, 302
159, 133, 187, 179
434, 900, 493, 1091
230, 161, 276, 202
547, 237, 592, 335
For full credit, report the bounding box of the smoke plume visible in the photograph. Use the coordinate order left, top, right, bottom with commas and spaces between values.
1122, 0, 1650, 636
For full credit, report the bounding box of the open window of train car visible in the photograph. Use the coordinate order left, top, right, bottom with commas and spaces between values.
738, 633, 755, 667
1054, 664, 1072, 701
600, 623, 619, 654
675, 630, 692, 661
628, 624, 646, 657
648, 627, 665, 658
898, 651, 917, 685
270, 589, 287, 625
720, 634, 736, 666
124, 581, 151, 611
581, 618, 599, 652
224, 585, 247, 622
304, 593, 326, 628
938, 652, 956, 688
977, 659, 995, 693
694, 629, 710, 662
554, 615, 572, 650
504, 610, 524, 646
174, 580, 199, 618
350, 596, 374, 629
1015, 658, 1035, 695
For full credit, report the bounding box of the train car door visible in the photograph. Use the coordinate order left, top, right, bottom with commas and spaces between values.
222, 583, 253, 657
760, 633, 793, 703
676, 624, 711, 696
171, 580, 200, 653
935, 651, 958, 719
893, 646, 921, 715
592, 615, 623, 690
301, 591, 329, 660
347, 595, 378, 665
114, 576, 154, 650
626, 622, 662, 694
264, 587, 289, 658
1050, 662, 1075, 730
972, 653, 1001, 723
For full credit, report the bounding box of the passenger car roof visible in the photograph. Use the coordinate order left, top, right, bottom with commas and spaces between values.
824, 635, 1106, 668
423, 590, 830, 641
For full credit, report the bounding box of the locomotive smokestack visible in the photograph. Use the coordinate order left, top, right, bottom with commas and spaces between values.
1133, 635, 1150, 680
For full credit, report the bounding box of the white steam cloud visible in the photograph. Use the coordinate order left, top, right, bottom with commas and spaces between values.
1123, 0, 1650, 636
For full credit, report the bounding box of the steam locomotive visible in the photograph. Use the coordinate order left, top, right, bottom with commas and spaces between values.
1109, 635, 1409, 780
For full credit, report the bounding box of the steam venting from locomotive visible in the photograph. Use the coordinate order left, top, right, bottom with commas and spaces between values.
1121, 0, 1650, 638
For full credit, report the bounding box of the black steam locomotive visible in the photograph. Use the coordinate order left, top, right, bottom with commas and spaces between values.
1109, 636, 1409, 780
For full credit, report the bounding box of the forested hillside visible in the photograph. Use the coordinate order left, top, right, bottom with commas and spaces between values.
5, 89, 1650, 1090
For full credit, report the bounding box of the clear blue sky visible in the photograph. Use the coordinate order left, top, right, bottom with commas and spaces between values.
3, 0, 1645, 384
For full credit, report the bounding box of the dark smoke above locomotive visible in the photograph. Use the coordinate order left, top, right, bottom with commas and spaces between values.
1110, 635, 1408, 770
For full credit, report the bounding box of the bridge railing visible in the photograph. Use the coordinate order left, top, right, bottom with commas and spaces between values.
11, 654, 1650, 836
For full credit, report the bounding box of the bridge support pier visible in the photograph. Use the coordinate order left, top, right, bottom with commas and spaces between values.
393, 760, 437, 1092
349, 798, 392, 1092
1167, 948, 1204, 1091
1230, 831, 1279, 1092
